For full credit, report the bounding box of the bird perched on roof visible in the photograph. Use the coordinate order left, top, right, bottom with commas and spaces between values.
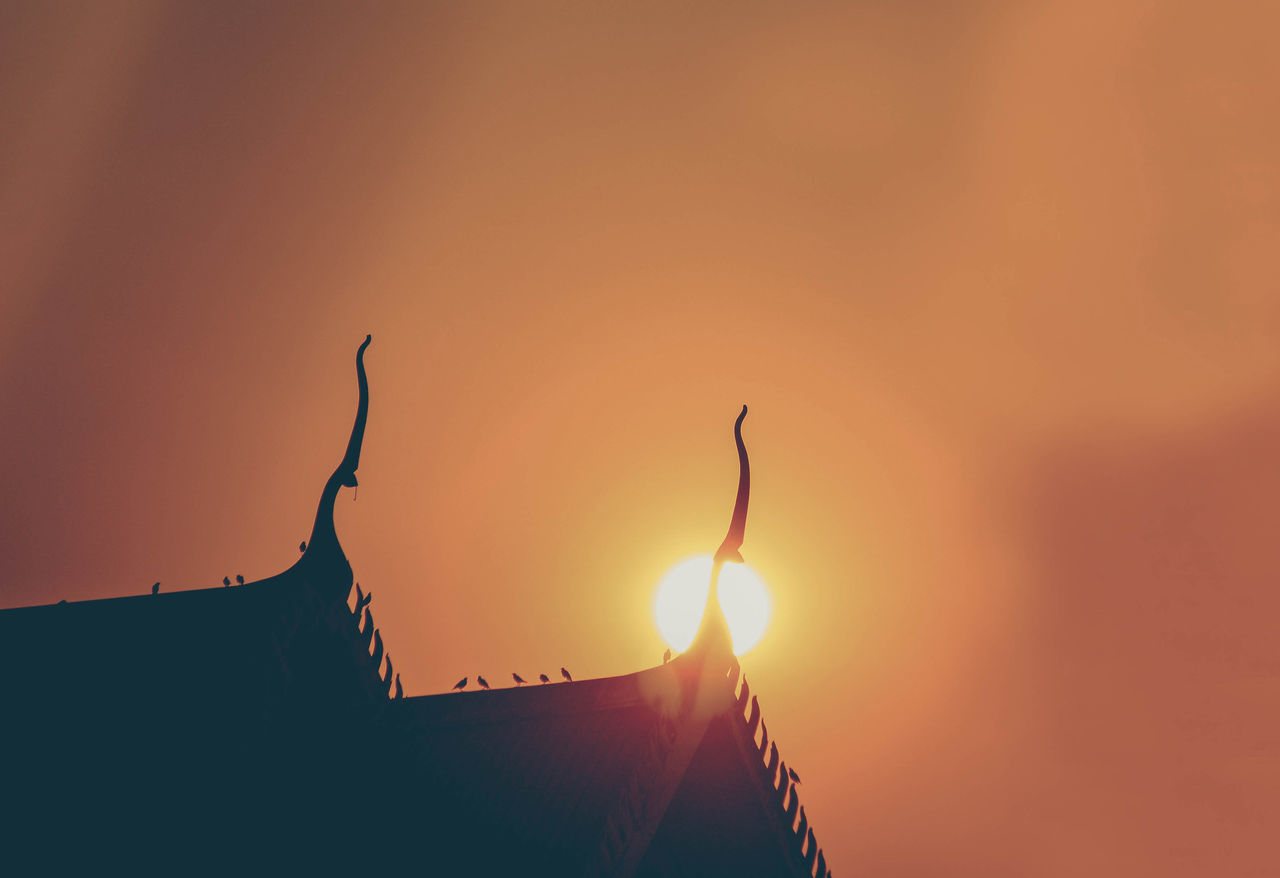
512, 673, 526, 685
152, 582, 160, 595
561, 667, 573, 682
788, 767, 802, 784
299, 540, 307, 553
477, 675, 490, 690
663, 648, 672, 664
452, 677, 467, 690
538, 673, 550, 684
236, 574, 244, 586
223, 576, 231, 587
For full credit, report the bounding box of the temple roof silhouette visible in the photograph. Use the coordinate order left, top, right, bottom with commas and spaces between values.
0, 337, 831, 877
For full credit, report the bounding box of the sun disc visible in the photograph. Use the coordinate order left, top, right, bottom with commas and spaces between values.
653, 556, 771, 656
718, 560, 771, 655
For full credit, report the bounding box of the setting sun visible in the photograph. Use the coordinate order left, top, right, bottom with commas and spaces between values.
654, 556, 772, 656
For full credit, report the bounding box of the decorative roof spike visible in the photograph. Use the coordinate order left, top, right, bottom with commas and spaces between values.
370, 629, 384, 669
815, 850, 827, 877
746, 694, 762, 737
714, 405, 750, 566
804, 829, 818, 871
352, 582, 371, 619
796, 806, 809, 842
339, 336, 372, 481
393, 673, 403, 700
297, 335, 371, 600
361, 608, 375, 650
687, 405, 750, 660
736, 678, 751, 711
782, 768, 798, 817
382, 654, 394, 689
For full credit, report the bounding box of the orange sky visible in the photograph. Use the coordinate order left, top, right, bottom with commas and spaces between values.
1, 2, 1276, 874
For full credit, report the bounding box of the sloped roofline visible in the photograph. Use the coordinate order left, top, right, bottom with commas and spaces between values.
724, 670, 833, 878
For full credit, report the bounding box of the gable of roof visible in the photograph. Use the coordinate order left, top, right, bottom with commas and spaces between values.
363, 652, 832, 878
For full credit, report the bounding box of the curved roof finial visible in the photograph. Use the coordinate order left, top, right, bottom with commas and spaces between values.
338, 334, 372, 486
714, 405, 749, 565
300, 335, 371, 585
686, 405, 749, 662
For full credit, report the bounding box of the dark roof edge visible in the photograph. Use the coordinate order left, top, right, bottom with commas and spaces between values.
725, 673, 833, 878
0, 582, 259, 614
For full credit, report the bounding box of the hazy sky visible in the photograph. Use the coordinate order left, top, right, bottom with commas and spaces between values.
2, 2, 1276, 874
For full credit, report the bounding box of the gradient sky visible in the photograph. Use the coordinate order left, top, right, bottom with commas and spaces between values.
2, 2, 1276, 874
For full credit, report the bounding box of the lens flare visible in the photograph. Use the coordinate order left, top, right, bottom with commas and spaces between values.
653, 555, 771, 655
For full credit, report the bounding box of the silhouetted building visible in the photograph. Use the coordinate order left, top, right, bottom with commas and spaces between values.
0, 338, 831, 876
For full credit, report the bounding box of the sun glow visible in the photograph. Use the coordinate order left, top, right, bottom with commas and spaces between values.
654, 556, 771, 656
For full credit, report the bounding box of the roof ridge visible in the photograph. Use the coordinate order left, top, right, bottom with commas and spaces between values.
392, 663, 681, 726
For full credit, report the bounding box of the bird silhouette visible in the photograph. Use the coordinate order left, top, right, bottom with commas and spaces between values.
235, 574, 244, 586
477, 676, 490, 690
512, 673, 526, 685
663, 648, 672, 664
223, 576, 231, 587
538, 673, 550, 684
152, 582, 160, 595
299, 540, 307, 553
561, 667, 573, 682
452, 677, 467, 690
788, 767, 802, 784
